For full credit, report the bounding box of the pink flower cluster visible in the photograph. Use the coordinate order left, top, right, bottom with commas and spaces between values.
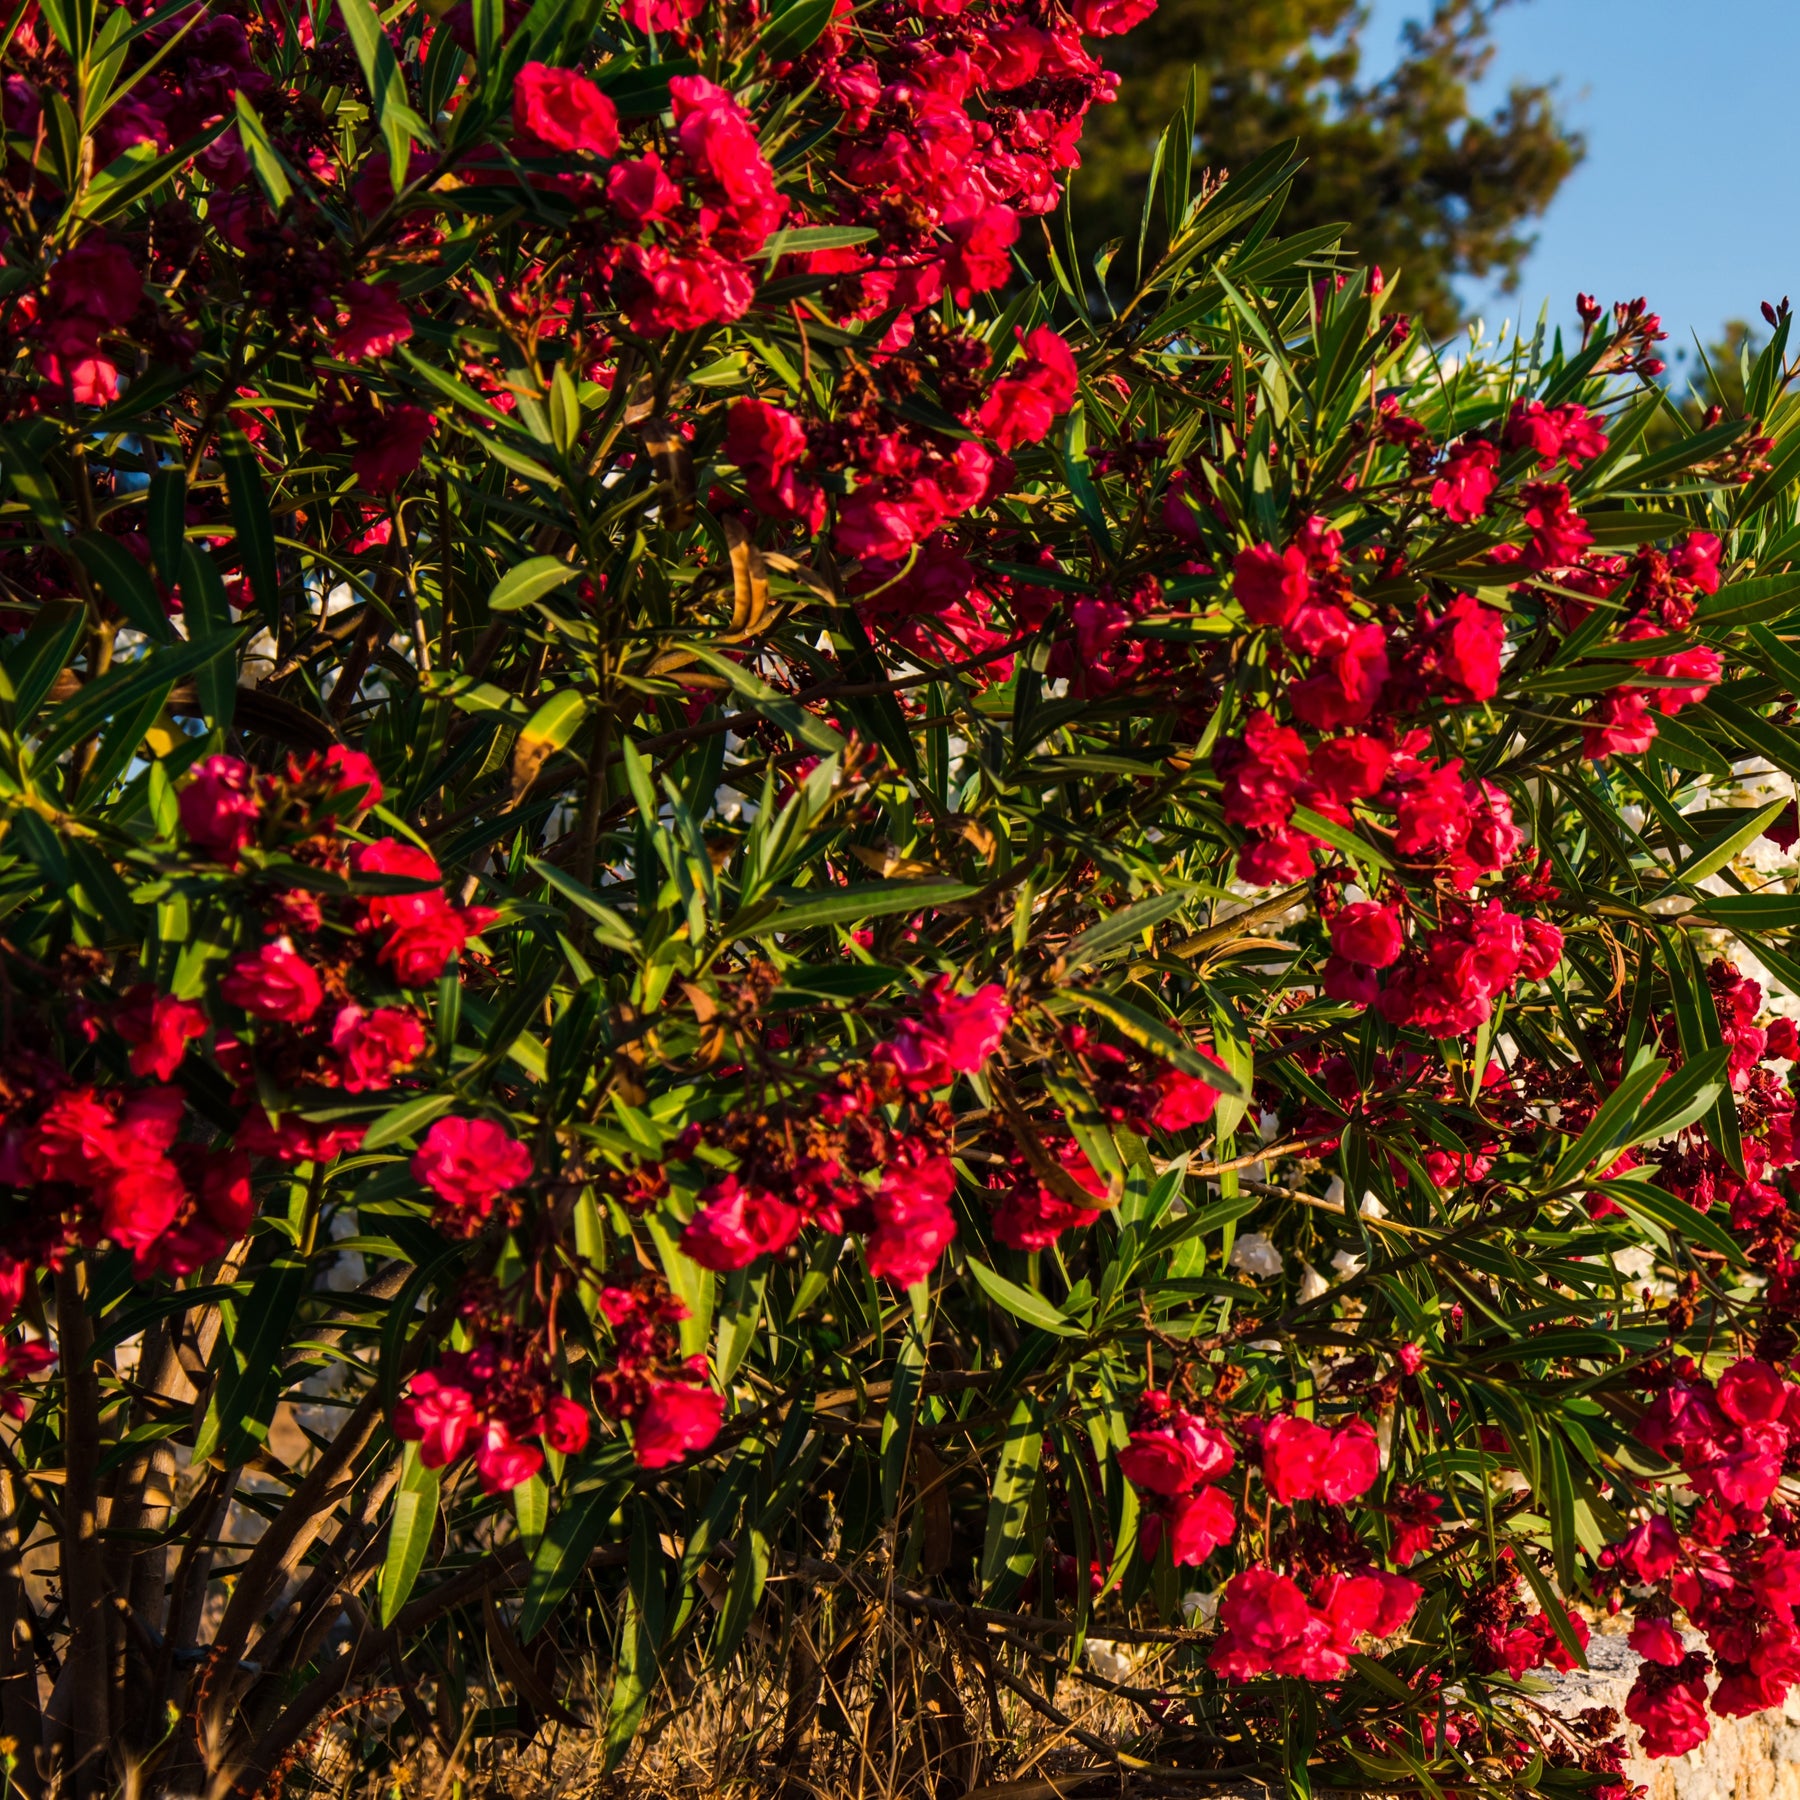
412, 1116, 535, 1235
1345, 897, 1564, 1038
679, 983, 1008, 1282
1651, 962, 1800, 1232
395, 1326, 591, 1494
810, 0, 1143, 334
0, 1338, 55, 1421
1575, 533, 1725, 757
1119, 1390, 1237, 1568
988, 1136, 1108, 1251
1218, 706, 1563, 1034
1598, 1353, 1800, 1753
1210, 1566, 1421, 1682
591, 1273, 725, 1469
874, 978, 1011, 1091
724, 327, 1079, 567
1257, 1412, 1382, 1505
0, 1078, 251, 1299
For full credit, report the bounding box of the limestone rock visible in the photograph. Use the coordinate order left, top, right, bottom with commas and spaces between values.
1536, 1630, 1800, 1800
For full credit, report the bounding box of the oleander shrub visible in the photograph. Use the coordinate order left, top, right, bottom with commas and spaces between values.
4, 2, 1800, 1798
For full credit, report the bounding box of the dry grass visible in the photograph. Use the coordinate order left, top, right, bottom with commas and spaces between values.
293, 1600, 1222, 1800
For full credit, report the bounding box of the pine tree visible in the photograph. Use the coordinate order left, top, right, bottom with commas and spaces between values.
1073, 0, 1581, 338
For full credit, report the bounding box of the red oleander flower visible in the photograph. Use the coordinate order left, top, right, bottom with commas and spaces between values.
633, 1379, 724, 1468
1332, 902, 1404, 969
333, 281, 413, 362
977, 327, 1078, 450
513, 61, 621, 157
115, 987, 209, 1080
620, 0, 703, 27
864, 1154, 958, 1283
221, 941, 325, 1024
412, 1116, 533, 1222
316, 744, 385, 809
330, 1004, 426, 1092
179, 756, 262, 860
681, 1174, 803, 1271
876, 979, 1012, 1090
352, 406, 434, 493
1141, 1484, 1237, 1566
1261, 1413, 1381, 1504
540, 1396, 591, 1456
1429, 439, 1499, 521
1626, 1654, 1713, 1758
1234, 541, 1311, 629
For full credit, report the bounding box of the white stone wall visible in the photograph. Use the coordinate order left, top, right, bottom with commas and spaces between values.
1536, 1630, 1800, 1800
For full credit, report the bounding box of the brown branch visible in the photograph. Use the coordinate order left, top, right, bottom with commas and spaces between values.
0, 1459, 45, 1797
203, 1387, 385, 1693
55, 1264, 111, 1800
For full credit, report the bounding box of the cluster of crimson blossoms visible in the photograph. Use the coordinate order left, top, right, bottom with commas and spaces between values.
1611, 1353, 1800, 1753
0, 0, 1144, 611
0, 749, 489, 1307
12, 0, 1800, 1787
651, 979, 1236, 1285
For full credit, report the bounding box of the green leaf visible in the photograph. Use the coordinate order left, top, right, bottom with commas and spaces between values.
68, 841, 139, 940
1695, 893, 1800, 929
488, 555, 582, 612
526, 858, 641, 953
645, 1212, 712, 1358
980, 1396, 1044, 1600
966, 1257, 1083, 1337
1696, 573, 1800, 628
378, 1446, 440, 1626
2, 599, 85, 726
191, 1257, 309, 1465
221, 427, 281, 630
1698, 694, 1800, 784
179, 544, 237, 732
71, 531, 171, 642
520, 1474, 624, 1641
232, 90, 292, 212
1546, 1053, 1668, 1186
1746, 624, 1800, 696
1064, 886, 1196, 969
33, 632, 242, 768
1049, 989, 1244, 1096
605, 1588, 655, 1767
334, 0, 422, 183
713, 1267, 768, 1388
513, 1471, 548, 1552
678, 644, 847, 755
880, 1303, 929, 1513
0, 423, 66, 530
1290, 804, 1394, 873
1657, 797, 1785, 892
710, 1526, 770, 1663
76, 124, 227, 225
1596, 1178, 1747, 1267
759, 0, 835, 62
517, 689, 589, 757
738, 879, 981, 938
76, 674, 174, 804
606, 1507, 667, 1762
594, 57, 696, 117
1666, 934, 1745, 1177
1628, 1045, 1730, 1144
761, 225, 876, 257
361, 1090, 457, 1152
1513, 1529, 1586, 1671
147, 465, 186, 587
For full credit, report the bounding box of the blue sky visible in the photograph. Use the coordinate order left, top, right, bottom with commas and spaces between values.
1360, 0, 1800, 384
